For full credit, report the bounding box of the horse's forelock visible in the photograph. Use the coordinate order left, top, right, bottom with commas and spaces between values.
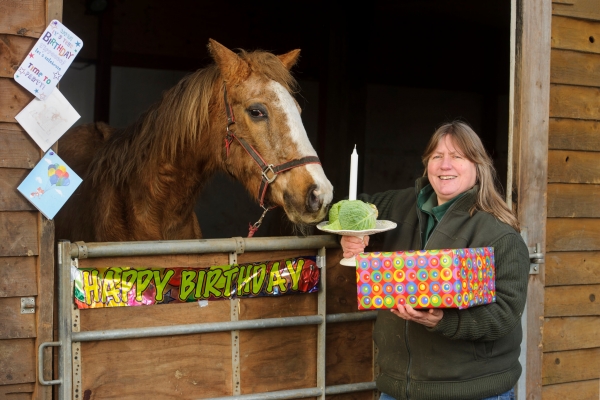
238, 49, 299, 94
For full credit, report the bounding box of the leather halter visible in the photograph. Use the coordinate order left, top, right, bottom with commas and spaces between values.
222, 84, 322, 237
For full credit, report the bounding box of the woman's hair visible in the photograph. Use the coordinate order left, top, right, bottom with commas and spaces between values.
421, 121, 520, 231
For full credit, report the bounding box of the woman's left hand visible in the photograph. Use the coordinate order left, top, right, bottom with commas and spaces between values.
391, 304, 444, 328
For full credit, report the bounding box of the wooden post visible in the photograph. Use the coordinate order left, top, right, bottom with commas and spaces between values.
512, 0, 551, 399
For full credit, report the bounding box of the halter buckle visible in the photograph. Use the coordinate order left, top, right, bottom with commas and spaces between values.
262, 165, 277, 184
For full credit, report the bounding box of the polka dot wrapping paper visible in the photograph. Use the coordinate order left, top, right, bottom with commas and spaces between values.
356, 248, 495, 310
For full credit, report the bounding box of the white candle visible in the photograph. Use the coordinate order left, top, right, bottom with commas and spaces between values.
349, 145, 358, 200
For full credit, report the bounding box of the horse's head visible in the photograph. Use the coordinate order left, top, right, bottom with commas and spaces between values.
208, 39, 333, 226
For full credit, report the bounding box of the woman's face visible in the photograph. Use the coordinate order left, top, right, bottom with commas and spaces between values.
427, 135, 477, 205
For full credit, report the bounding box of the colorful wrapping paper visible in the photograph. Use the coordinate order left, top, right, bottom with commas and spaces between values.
73, 256, 319, 309
356, 248, 495, 310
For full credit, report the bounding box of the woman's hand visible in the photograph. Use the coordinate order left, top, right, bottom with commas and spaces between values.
391, 304, 443, 328
340, 235, 370, 258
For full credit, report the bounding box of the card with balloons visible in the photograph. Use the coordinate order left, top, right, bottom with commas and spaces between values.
17, 150, 82, 220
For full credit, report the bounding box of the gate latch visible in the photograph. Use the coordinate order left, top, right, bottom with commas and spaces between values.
21, 297, 35, 314
528, 243, 544, 275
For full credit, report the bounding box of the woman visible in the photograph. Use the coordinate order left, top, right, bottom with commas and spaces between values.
342, 121, 529, 400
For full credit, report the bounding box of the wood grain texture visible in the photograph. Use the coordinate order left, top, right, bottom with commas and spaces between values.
550, 85, 600, 120
546, 251, 600, 286
551, 49, 600, 87
325, 321, 373, 386
0, 0, 46, 37
547, 218, 600, 252
542, 348, 600, 385
543, 316, 600, 351
553, 0, 600, 21
545, 284, 600, 317
549, 118, 600, 151
0, 383, 35, 400
0, 256, 37, 297
0, 212, 38, 256
548, 184, 600, 217
0, 297, 36, 339
548, 150, 600, 184
0, 123, 40, 169
542, 379, 599, 400
80, 333, 233, 399
0, 34, 34, 78
551, 15, 600, 54
0, 168, 36, 211
0, 78, 34, 122
0, 338, 35, 385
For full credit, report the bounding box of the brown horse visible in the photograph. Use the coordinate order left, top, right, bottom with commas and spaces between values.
55, 39, 333, 242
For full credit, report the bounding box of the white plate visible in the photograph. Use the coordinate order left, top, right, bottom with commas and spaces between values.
316, 220, 397, 236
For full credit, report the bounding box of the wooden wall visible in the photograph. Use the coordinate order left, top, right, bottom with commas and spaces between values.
0, 1, 61, 399
543, 1, 600, 399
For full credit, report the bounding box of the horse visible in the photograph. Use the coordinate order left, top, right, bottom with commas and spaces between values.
54, 39, 334, 242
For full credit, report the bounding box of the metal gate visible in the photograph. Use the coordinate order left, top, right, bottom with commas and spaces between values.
39, 235, 377, 400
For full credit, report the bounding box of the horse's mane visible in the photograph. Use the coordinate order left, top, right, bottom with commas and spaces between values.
89, 48, 298, 187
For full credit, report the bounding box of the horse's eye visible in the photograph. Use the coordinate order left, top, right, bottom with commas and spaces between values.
247, 105, 268, 119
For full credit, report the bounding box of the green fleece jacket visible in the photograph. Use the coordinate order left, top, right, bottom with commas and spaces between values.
359, 178, 530, 400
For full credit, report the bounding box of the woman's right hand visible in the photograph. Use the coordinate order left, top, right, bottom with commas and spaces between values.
340, 235, 370, 258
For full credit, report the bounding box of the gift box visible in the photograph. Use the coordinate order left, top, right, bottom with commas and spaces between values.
355, 248, 495, 310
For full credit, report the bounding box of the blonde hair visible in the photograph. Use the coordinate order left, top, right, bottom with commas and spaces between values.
421, 121, 520, 231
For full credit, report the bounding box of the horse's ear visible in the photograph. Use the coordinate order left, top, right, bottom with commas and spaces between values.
278, 49, 301, 70
207, 39, 250, 83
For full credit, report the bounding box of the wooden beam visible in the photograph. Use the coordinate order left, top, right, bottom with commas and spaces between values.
512, 0, 552, 398
549, 118, 600, 151
0, 338, 35, 385
550, 85, 600, 120
0, 297, 36, 339
543, 316, 600, 352
551, 15, 600, 53
0, 79, 34, 123
551, 49, 600, 87
542, 379, 599, 400
548, 150, 600, 184
0, 211, 39, 256
547, 218, 600, 252
548, 183, 600, 217
546, 251, 600, 286
545, 284, 600, 317
0, 0, 46, 37
0, 34, 34, 78
0, 257, 37, 297
0, 168, 36, 211
542, 348, 600, 385
0, 123, 40, 169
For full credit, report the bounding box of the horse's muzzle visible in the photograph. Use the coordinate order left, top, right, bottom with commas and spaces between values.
306, 184, 328, 213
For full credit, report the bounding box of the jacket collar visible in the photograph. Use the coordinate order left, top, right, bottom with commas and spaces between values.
415, 176, 479, 213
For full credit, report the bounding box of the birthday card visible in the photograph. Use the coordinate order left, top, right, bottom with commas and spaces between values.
13, 19, 83, 100
15, 88, 80, 152
17, 150, 82, 220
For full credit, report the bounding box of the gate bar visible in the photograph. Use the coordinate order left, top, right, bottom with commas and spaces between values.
201, 382, 377, 400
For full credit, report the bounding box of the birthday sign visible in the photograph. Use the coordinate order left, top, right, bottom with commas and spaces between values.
14, 20, 83, 100
73, 257, 319, 309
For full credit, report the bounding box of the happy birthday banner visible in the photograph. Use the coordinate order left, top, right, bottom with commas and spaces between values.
73, 257, 319, 309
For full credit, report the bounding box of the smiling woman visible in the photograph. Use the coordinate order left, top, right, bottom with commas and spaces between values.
339, 120, 530, 400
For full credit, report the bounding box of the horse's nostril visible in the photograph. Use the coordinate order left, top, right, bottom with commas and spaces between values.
307, 187, 322, 212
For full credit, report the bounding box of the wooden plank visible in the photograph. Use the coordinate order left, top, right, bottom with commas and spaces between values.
0, 338, 35, 385
0, 0, 46, 37
0, 123, 40, 169
0, 297, 36, 339
550, 84, 600, 120
542, 348, 600, 385
326, 321, 373, 385
549, 118, 600, 151
547, 218, 600, 252
0, 168, 36, 211
0, 257, 37, 297
542, 379, 600, 400
553, 0, 600, 22
0, 34, 34, 78
0, 212, 38, 256
80, 333, 233, 399
545, 284, 600, 317
0, 383, 35, 400
546, 251, 600, 286
548, 184, 600, 217
551, 15, 600, 54
548, 150, 600, 184
0, 78, 34, 123
543, 316, 600, 351
512, 1, 552, 398
551, 49, 600, 87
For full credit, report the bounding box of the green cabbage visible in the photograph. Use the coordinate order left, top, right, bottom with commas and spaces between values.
322, 200, 378, 231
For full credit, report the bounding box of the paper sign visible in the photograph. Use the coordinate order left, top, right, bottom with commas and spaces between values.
13, 20, 83, 99
15, 88, 80, 152
17, 150, 82, 220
